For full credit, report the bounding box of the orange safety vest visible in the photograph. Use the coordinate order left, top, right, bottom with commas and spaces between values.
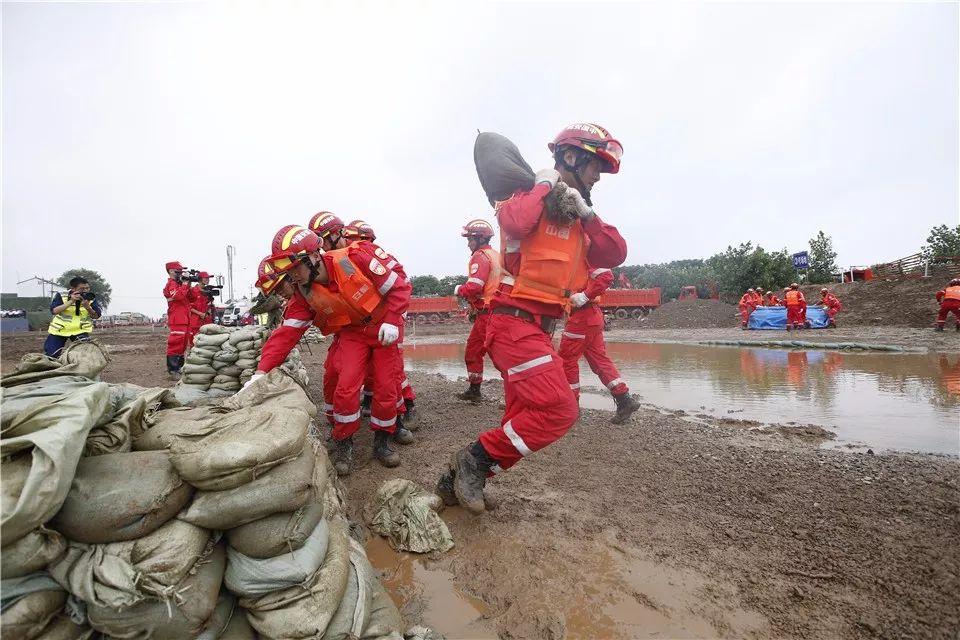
471, 247, 503, 305
944, 286, 960, 302
501, 216, 588, 306
785, 290, 802, 306
300, 248, 384, 334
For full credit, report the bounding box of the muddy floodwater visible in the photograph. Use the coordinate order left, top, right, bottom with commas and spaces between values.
404, 341, 960, 455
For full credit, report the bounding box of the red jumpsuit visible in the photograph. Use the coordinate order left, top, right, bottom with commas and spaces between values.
477, 184, 627, 472
822, 293, 842, 324
738, 293, 755, 327
935, 286, 960, 328
766, 295, 781, 306
457, 244, 497, 384
164, 279, 196, 357
785, 290, 806, 329
558, 267, 628, 398
187, 286, 212, 347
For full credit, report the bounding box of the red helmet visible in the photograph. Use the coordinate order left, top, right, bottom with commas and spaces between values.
165, 261, 183, 271
347, 219, 376, 240
269, 225, 321, 273
198, 271, 210, 279
308, 211, 344, 238
255, 257, 286, 295
462, 219, 494, 238
548, 123, 623, 174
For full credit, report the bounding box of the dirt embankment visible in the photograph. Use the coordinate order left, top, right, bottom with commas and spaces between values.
800, 277, 947, 328
639, 299, 740, 329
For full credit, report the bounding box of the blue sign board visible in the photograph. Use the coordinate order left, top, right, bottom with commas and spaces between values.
792, 251, 809, 270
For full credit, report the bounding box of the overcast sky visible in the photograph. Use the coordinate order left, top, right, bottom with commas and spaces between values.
3, 1, 957, 317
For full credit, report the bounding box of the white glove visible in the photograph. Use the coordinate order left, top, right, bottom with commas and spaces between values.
241, 372, 264, 391
534, 168, 560, 189
570, 292, 590, 308
378, 323, 400, 346
454, 285, 461, 296
564, 187, 595, 221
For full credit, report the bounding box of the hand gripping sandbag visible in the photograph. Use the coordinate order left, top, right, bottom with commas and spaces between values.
179, 445, 324, 530
0, 573, 68, 640
226, 502, 326, 559
1, 527, 67, 579
474, 132, 535, 206
224, 518, 330, 598
49, 451, 194, 544
49, 519, 212, 610
1, 382, 110, 547
240, 518, 351, 639
85, 543, 225, 640
169, 407, 310, 491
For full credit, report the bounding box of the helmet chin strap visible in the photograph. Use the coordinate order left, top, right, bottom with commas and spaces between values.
555, 149, 593, 206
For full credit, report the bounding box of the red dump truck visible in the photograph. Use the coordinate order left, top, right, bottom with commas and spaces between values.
407, 296, 466, 323
598, 288, 662, 319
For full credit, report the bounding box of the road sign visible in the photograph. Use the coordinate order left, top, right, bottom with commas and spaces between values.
792, 251, 809, 270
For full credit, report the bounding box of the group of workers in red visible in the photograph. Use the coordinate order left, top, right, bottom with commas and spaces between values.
738, 283, 843, 330
162, 263, 215, 377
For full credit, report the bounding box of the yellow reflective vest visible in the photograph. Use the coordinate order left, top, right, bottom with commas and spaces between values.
48, 294, 94, 337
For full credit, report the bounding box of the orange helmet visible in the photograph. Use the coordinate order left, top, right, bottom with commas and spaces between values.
461, 219, 494, 238
548, 123, 623, 174
269, 225, 321, 273
346, 219, 376, 241
255, 256, 287, 296
308, 211, 344, 239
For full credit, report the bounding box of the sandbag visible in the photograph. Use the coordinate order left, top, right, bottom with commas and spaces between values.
132, 406, 226, 451
324, 540, 382, 640
474, 131, 535, 206
58, 342, 109, 379
210, 382, 242, 392
217, 365, 244, 378
184, 373, 216, 384
206, 388, 235, 398
183, 364, 218, 375
29, 613, 92, 640
186, 351, 217, 365
167, 406, 309, 491
227, 502, 325, 559
361, 580, 404, 639
364, 479, 454, 554
199, 324, 232, 335
224, 519, 329, 598
0, 377, 96, 434
221, 369, 316, 417
213, 375, 238, 384
1, 587, 67, 640
50, 451, 193, 544
1, 355, 93, 389
234, 358, 258, 370
234, 341, 255, 352
1, 527, 67, 579
195, 592, 237, 640
1, 383, 110, 547
49, 519, 211, 610
91, 387, 179, 448
179, 446, 322, 531
227, 331, 257, 346
241, 519, 351, 639
214, 350, 240, 363
85, 543, 225, 640
218, 606, 258, 639
173, 384, 211, 404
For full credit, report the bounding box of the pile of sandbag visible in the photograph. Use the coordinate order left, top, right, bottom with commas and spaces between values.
2, 359, 405, 639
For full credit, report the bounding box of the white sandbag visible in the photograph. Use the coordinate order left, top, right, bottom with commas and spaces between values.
179, 446, 322, 530
224, 519, 329, 598
241, 519, 351, 639
49, 451, 194, 544
85, 543, 225, 640
226, 502, 325, 559
167, 406, 309, 491
1, 527, 67, 579
0, 573, 67, 640
1, 383, 110, 547
49, 519, 211, 610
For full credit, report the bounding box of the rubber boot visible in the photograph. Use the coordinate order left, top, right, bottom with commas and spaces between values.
955, 324, 959, 332
403, 399, 418, 430
458, 383, 482, 403
611, 393, 642, 424
166, 356, 181, 381
393, 414, 415, 445
437, 464, 498, 510
361, 393, 372, 417
451, 442, 493, 515
935, 325, 945, 332
373, 431, 401, 468
333, 437, 354, 476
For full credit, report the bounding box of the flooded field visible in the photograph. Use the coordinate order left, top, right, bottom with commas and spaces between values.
404, 341, 960, 455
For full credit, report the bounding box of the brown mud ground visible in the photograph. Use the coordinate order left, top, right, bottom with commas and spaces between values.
2, 329, 958, 639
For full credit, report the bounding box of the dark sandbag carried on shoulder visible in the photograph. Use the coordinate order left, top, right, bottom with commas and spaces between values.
474, 131, 535, 206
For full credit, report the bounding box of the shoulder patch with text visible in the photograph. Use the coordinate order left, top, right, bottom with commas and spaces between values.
470, 263, 480, 274
374, 247, 389, 260
369, 258, 387, 276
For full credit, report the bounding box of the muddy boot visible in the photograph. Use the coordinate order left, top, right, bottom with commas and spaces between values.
451, 442, 493, 515
611, 393, 642, 424
166, 356, 181, 381
373, 431, 401, 468
403, 399, 418, 430
361, 393, 373, 417
436, 465, 458, 507
935, 325, 945, 331
333, 437, 354, 476
956, 324, 960, 332
393, 415, 415, 445
458, 383, 482, 403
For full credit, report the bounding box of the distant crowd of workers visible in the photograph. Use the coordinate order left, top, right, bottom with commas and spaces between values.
738, 284, 842, 330
157, 122, 636, 516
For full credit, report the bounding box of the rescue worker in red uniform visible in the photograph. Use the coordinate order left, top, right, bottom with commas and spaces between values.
343, 220, 419, 427
454, 219, 501, 402
765, 291, 780, 306
558, 265, 641, 422
738, 289, 756, 329
784, 283, 806, 330
751, 287, 764, 308
187, 271, 214, 346
820, 288, 842, 326
259, 225, 413, 475
934, 278, 960, 331
163, 261, 196, 379
440, 123, 628, 515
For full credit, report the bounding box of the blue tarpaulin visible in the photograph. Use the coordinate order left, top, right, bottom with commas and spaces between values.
748, 306, 830, 330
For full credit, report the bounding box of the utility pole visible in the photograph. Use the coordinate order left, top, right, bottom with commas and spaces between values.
226, 245, 236, 303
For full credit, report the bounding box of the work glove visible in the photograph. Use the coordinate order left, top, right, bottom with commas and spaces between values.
570, 292, 590, 308
378, 323, 400, 346
241, 372, 264, 391
534, 168, 560, 189
454, 285, 461, 296
563, 187, 595, 221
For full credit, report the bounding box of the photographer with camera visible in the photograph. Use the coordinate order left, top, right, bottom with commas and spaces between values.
163, 260, 197, 379
44, 276, 102, 357
187, 271, 218, 346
